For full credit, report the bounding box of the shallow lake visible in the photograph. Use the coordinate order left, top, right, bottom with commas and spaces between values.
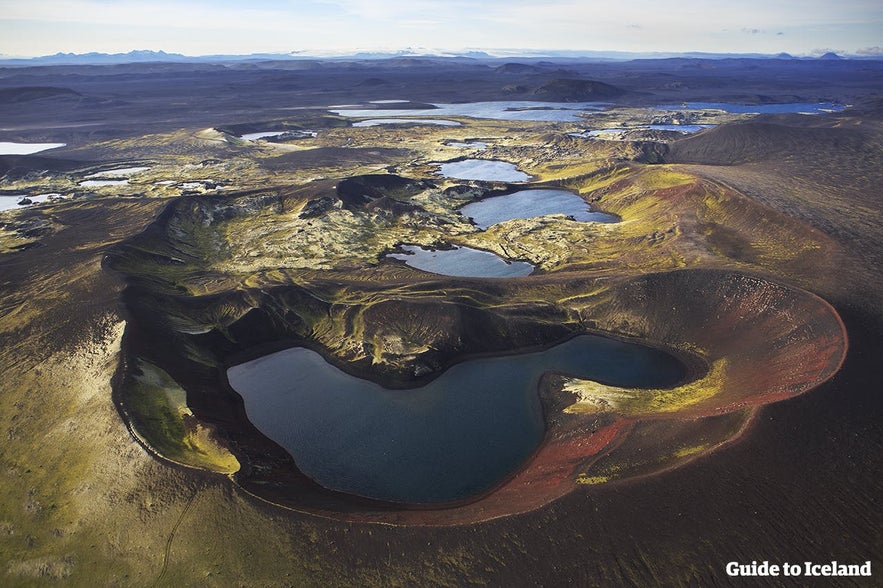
439, 159, 530, 182
655, 101, 844, 114
331, 101, 609, 122
387, 244, 534, 277
79, 179, 129, 187
85, 166, 150, 177
447, 140, 488, 150
352, 119, 461, 127
0, 194, 55, 211
571, 124, 713, 138
460, 188, 618, 229
0, 142, 66, 155
227, 334, 684, 503
240, 130, 318, 140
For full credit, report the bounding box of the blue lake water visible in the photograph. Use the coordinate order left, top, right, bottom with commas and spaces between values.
645, 124, 713, 132
439, 159, 531, 182
460, 188, 618, 229
387, 244, 534, 277
332, 100, 843, 125
352, 119, 461, 127
227, 334, 685, 503
331, 101, 609, 122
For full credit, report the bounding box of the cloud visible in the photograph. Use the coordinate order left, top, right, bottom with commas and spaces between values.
1, 0, 880, 56
0, 0, 304, 30
856, 46, 883, 55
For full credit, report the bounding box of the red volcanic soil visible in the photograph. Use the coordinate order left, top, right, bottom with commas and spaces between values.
594, 269, 848, 415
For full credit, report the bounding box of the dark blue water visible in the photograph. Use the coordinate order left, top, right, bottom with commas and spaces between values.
227, 334, 684, 503
460, 188, 619, 229
387, 244, 535, 277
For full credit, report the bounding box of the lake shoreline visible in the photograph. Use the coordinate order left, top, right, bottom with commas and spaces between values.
218, 328, 702, 510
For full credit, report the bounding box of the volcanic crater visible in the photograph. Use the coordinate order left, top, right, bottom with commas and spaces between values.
106, 170, 847, 524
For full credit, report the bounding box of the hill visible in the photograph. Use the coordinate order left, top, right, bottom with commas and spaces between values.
532, 78, 626, 101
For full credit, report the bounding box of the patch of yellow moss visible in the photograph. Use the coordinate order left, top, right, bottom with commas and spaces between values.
0, 226, 32, 254
575, 474, 610, 485
635, 166, 696, 190
672, 443, 712, 459
562, 358, 729, 417
128, 360, 239, 474
532, 160, 607, 183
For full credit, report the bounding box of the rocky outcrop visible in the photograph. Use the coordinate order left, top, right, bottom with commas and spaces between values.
336, 173, 434, 207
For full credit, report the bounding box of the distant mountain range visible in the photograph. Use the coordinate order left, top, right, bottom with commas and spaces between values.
0, 48, 879, 66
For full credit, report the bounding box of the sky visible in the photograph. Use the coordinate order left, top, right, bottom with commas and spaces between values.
0, 0, 880, 58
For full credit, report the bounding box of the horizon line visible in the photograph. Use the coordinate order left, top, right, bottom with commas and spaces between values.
1, 47, 880, 62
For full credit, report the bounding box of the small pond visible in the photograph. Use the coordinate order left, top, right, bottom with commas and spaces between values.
460, 188, 618, 229
387, 244, 534, 277
79, 179, 129, 187
446, 140, 488, 150
227, 334, 685, 503
240, 130, 318, 141
0, 142, 66, 155
1, 195, 42, 211
439, 159, 530, 182
85, 166, 150, 178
